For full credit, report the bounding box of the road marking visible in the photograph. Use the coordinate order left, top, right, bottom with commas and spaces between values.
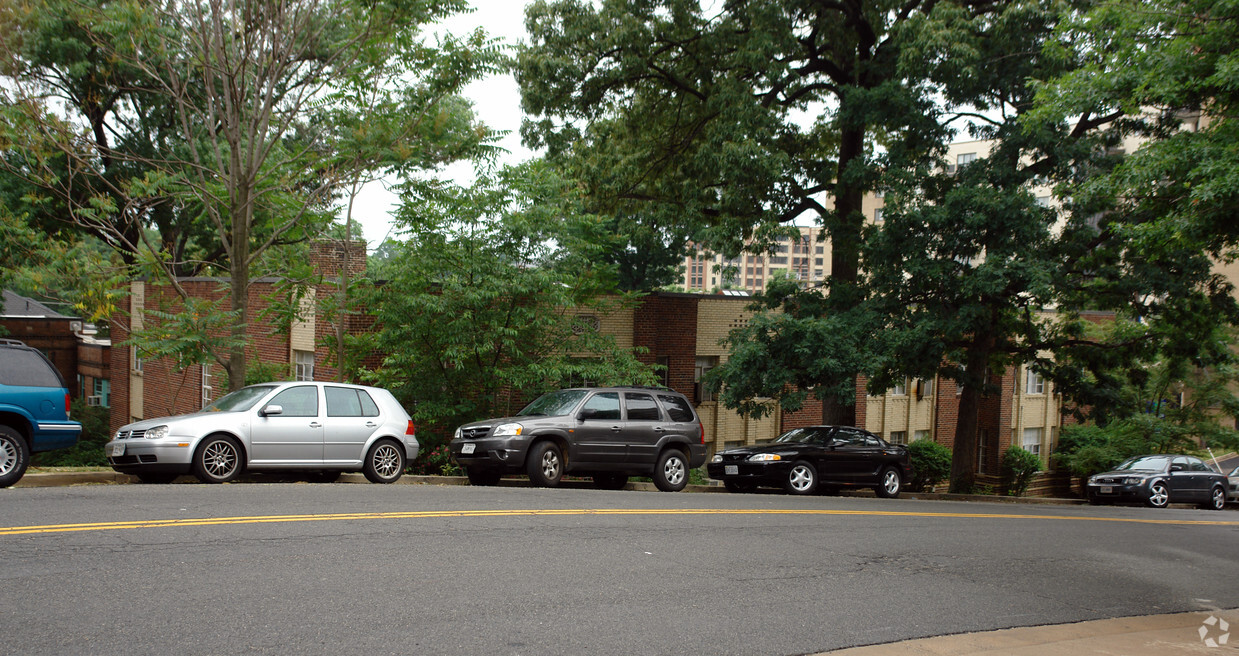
1, 508, 1236, 536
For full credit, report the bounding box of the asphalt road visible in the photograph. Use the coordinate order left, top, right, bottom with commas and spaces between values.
2, 483, 1237, 655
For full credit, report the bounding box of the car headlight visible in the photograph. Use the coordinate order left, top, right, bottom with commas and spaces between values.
144, 425, 169, 440
1124, 477, 1143, 485
748, 453, 781, 462
710, 454, 723, 463
493, 423, 523, 437
454, 427, 462, 440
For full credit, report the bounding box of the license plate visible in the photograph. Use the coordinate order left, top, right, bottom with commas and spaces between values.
461, 443, 475, 455
1100, 486, 1113, 494
725, 465, 738, 475
110, 442, 125, 457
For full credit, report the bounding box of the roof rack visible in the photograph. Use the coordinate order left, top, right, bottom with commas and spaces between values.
0, 338, 28, 347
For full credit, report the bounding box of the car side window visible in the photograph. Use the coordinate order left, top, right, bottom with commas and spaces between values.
657, 394, 695, 422
1188, 458, 1209, 472
268, 386, 319, 417
861, 435, 883, 447
831, 428, 864, 447
325, 387, 379, 418
1171, 456, 1190, 471
808, 429, 833, 445
580, 392, 621, 420
0, 348, 63, 387
624, 392, 661, 421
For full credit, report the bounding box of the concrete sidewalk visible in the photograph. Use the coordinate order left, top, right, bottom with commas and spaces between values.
824, 610, 1237, 655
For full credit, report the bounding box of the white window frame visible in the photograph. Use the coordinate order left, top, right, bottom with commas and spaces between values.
1022, 427, 1043, 456
1025, 367, 1045, 395
295, 350, 315, 382
888, 431, 907, 445
201, 364, 212, 409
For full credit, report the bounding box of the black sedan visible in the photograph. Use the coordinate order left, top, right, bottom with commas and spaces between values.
707, 425, 911, 497
1086, 454, 1228, 510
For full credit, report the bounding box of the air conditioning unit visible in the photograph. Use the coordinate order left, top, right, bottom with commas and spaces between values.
86, 395, 103, 407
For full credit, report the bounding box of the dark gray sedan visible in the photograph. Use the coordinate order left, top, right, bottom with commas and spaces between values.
1086, 454, 1228, 510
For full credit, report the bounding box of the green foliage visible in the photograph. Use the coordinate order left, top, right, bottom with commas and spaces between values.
371, 162, 658, 438
408, 441, 461, 477
244, 360, 293, 388
30, 400, 109, 467
1000, 446, 1043, 497
906, 440, 953, 492
126, 294, 246, 374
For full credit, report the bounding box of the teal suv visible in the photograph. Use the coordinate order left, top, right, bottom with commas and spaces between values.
0, 339, 82, 487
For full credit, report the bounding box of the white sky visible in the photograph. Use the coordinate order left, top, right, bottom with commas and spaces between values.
347, 0, 535, 249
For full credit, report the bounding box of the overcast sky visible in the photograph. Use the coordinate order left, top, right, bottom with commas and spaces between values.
348, 1, 535, 249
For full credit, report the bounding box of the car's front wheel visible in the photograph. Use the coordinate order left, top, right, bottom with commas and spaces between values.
0, 425, 30, 488
653, 450, 689, 492
875, 467, 903, 499
363, 439, 405, 484
465, 467, 502, 486
1145, 481, 1170, 508
526, 441, 563, 487
192, 435, 243, 483
1202, 485, 1226, 511
593, 473, 628, 490
784, 461, 817, 495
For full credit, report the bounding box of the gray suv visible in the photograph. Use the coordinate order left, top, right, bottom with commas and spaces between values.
450, 387, 707, 492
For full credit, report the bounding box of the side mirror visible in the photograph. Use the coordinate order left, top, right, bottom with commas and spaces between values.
260, 404, 283, 417
1169, 463, 1184, 472
578, 408, 599, 421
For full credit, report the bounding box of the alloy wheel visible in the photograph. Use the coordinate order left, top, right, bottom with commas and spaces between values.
541, 451, 561, 481
663, 456, 686, 486
371, 444, 401, 479
0, 439, 15, 476
789, 465, 814, 492
202, 440, 238, 479
883, 470, 900, 495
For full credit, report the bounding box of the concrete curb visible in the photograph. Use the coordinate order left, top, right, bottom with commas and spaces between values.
13, 469, 1084, 503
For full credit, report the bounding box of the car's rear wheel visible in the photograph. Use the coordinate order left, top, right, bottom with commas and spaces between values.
784, 461, 817, 495
192, 435, 243, 483
723, 480, 755, 493
875, 467, 903, 499
653, 450, 689, 492
465, 467, 502, 486
0, 425, 30, 488
526, 441, 563, 487
1202, 485, 1226, 511
1145, 481, 1170, 508
593, 473, 628, 490
363, 439, 405, 484
136, 473, 179, 484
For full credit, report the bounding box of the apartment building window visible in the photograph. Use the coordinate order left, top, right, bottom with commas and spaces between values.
656, 356, 670, 388
913, 430, 930, 443
295, 350, 315, 381
1025, 367, 1045, 394
695, 356, 719, 403
957, 152, 977, 168
978, 429, 990, 471
92, 379, 111, 408
874, 208, 884, 223
1022, 427, 1043, 456
888, 431, 907, 445
815, 246, 824, 254
201, 363, 213, 409
892, 379, 907, 396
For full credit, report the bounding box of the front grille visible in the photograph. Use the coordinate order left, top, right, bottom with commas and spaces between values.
461, 426, 490, 440
115, 429, 147, 440
110, 455, 139, 465
719, 453, 750, 462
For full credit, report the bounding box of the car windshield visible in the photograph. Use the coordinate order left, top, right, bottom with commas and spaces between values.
518, 390, 590, 417
773, 428, 823, 444
1115, 456, 1170, 472
202, 385, 277, 413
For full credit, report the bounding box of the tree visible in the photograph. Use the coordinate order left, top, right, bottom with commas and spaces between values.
517, 0, 963, 424
371, 162, 658, 438
1, 0, 503, 389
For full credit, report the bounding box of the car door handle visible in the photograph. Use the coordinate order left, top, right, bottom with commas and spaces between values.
309, 422, 322, 428
611, 426, 622, 432
653, 426, 665, 432
365, 422, 377, 428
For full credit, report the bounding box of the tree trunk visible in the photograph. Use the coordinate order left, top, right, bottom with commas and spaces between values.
950, 342, 992, 493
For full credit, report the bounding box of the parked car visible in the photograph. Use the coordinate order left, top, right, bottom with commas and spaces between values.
106, 381, 418, 484
0, 339, 82, 487
1085, 455, 1228, 510
1228, 465, 1238, 504
707, 425, 911, 497
450, 386, 707, 492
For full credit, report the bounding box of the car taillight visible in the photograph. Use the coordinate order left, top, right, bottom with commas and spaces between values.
65, 393, 72, 418
699, 422, 705, 444
406, 420, 416, 436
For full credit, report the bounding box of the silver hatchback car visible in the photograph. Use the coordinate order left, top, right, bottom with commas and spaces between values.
106, 382, 418, 484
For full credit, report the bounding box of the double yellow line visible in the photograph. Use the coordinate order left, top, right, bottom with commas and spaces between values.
2, 508, 1236, 536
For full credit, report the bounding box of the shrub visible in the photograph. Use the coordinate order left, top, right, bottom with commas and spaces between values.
409, 441, 461, 476
30, 401, 110, 467
1000, 446, 1042, 497
906, 439, 952, 492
